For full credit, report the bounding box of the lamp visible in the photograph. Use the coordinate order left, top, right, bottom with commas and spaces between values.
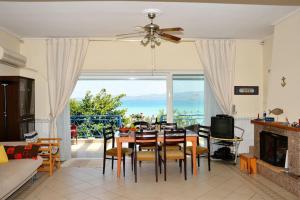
140, 33, 161, 48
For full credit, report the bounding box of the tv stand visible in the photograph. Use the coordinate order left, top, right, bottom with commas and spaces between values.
211, 135, 243, 164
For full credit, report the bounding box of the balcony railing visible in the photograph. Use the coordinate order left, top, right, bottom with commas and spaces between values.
70, 115, 122, 138
71, 114, 204, 138
160, 114, 205, 128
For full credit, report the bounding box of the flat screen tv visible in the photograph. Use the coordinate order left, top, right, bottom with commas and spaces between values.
211, 115, 234, 139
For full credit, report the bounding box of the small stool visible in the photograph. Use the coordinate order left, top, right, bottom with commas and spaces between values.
240, 153, 257, 174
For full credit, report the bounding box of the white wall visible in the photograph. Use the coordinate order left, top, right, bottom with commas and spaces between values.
267, 10, 300, 122
262, 35, 273, 110
83, 40, 202, 71
233, 40, 263, 118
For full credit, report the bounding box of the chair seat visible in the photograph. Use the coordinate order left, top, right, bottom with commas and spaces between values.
159, 143, 181, 150
160, 150, 184, 160
106, 148, 132, 156
137, 151, 156, 161
185, 146, 208, 155
140, 143, 156, 150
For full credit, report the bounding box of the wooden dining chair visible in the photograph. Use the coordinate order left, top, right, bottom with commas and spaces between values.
133, 121, 156, 152
102, 125, 133, 177
159, 122, 180, 151
134, 130, 158, 182
185, 124, 211, 174
159, 129, 187, 181
133, 121, 150, 130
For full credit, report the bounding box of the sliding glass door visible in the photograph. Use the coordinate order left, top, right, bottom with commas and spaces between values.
172, 74, 204, 127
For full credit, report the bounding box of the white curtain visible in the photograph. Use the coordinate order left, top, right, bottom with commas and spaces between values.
46, 38, 89, 138
204, 79, 222, 126
195, 40, 236, 115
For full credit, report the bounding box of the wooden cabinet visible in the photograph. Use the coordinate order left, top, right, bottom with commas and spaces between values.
0, 76, 35, 141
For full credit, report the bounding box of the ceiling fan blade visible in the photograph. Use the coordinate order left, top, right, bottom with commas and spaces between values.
159, 27, 184, 32
135, 26, 146, 30
115, 31, 145, 37
158, 32, 181, 42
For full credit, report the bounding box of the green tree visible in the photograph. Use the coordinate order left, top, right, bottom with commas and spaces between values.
70, 89, 129, 125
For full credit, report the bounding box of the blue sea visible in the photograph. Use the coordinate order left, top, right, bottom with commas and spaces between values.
120, 92, 204, 117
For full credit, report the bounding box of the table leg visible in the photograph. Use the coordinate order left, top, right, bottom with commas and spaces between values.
117, 139, 122, 178
192, 138, 197, 176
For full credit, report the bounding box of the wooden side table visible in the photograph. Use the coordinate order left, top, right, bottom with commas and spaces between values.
240, 153, 257, 174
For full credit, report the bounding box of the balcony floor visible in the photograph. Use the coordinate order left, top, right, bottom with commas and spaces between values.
71, 139, 105, 158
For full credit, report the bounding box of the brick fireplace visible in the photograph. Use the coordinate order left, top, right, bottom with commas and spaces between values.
251, 120, 300, 197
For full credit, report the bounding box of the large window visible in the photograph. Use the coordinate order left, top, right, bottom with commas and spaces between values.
70, 77, 167, 138
172, 74, 204, 127
70, 74, 204, 138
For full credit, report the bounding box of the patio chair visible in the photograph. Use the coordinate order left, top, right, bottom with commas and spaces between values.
185, 124, 211, 174
134, 130, 158, 182
70, 124, 78, 144
102, 125, 133, 177
159, 129, 187, 181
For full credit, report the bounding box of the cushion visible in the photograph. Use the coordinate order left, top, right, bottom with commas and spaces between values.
137, 151, 156, 161
24, 131, 38, 143
0, 145, 8, 164
160, 150, 184, 160
186, 146, 208, 155
0, 156, 43, 199
106, 148, 132, 156
4, 144, 40, 160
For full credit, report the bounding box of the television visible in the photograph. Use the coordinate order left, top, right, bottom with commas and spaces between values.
211, 115, 234, 139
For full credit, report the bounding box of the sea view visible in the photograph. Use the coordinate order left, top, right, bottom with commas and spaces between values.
120, 92, 204, 117
71, 79, 204, 118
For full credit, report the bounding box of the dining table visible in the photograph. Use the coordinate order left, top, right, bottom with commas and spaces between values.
116, 130, 199, 178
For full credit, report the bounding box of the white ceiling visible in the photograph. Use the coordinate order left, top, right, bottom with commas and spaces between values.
0, 1, 298, 39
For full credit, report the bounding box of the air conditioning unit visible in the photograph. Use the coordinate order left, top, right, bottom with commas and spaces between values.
0, 46, 26, 68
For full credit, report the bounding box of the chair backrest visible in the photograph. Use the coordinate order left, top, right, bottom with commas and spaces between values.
198, 125, 210, 138
134, 130, 158, 144
160, 122, 177, 131
103, 125, 115, 149
163, 129, 186, 147
133, 121, 150, 130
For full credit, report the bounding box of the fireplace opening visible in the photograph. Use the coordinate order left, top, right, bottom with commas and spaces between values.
260, 131, 288, 167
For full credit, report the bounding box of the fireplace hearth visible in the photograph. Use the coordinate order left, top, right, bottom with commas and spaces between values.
251, 120, 300, 197
260, 131, 288, 167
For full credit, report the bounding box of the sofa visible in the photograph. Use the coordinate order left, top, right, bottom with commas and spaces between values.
0, 141, 43, 200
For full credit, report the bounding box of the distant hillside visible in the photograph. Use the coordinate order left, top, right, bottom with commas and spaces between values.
123, 91, 203, 101
72, 91, 204, 103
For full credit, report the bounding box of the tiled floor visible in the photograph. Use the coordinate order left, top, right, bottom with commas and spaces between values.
9, 158, 298, 200
71, 139, 104, 158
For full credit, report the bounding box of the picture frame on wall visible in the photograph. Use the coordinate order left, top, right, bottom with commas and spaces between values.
234, 86, 259, 95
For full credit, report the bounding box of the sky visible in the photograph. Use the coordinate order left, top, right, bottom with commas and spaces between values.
71, 80, 166, 98
71, 79, 204, 99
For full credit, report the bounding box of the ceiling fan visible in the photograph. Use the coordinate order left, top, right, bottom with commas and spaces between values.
116, 12, 184, 48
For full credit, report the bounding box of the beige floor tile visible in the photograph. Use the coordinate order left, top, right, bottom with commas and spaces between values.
9, 158, 298, 200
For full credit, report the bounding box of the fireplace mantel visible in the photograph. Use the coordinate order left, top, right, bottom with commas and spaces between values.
251, 120, 300, 132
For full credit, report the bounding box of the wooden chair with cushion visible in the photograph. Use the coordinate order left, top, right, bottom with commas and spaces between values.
159, 129, 187, 181
134, 130, 158, 182
132, 121, 155, 152
102, 125, 133, 177
159, 122, 180, 150
185, 124, 211, 173
35, 138, 62, 176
